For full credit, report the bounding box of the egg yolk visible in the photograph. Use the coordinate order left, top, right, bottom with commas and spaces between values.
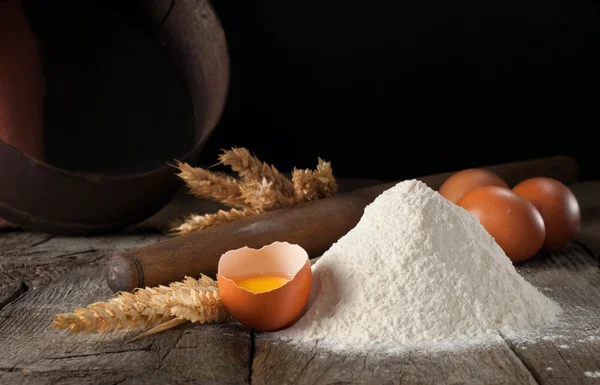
234, 274, 291, 294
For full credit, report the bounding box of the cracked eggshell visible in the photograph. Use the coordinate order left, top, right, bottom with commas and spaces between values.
217, 241, 312, 332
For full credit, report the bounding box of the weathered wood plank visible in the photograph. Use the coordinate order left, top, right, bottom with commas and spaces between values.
253, 335, 538, 385
0, 232, 165, 256
0, 279, 25, 310
0, 234, 251, 385
0, 233, 165, 308
0, 262, 251, 384
502, 245, 600, 385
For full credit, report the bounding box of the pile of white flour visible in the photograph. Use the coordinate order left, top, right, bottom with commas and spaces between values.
275, 180, 560, 353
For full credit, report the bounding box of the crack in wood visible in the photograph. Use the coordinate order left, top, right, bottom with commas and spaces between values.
550, 342, 580, 379
500, 334, 542, 385
249, 330, 255, 385
27, 235, 55, 249
156, 328, 186, 371
46, 347, 154, 360
291, 341, 319, 385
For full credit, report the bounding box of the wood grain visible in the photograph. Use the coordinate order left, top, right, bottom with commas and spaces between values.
253, 336, 538, 385
502, 220, 600, 384
0, 232, 164, 304
0, 233, 250, 385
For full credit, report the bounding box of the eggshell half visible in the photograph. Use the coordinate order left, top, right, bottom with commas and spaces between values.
217, 241, 312, 332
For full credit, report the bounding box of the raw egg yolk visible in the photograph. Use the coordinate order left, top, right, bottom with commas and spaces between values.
235, 275, 291, 294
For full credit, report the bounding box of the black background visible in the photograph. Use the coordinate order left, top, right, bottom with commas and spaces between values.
197, 0, 599, 182
20, 0, 600, 182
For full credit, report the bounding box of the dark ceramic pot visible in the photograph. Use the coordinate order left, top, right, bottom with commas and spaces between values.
0, 0, 45, 160
0, 0, 229, 235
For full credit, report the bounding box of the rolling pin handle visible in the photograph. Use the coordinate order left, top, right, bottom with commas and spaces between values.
105, 251, 144, 292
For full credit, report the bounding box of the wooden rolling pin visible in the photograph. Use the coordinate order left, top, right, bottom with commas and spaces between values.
105, 155, 579, 293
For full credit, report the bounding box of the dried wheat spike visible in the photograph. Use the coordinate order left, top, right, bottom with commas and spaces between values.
239, 177, 295, 211
155, 276, 227, 323
292, 158, 338, 202
52, 275, 220, 333
168, 289, 227, 324
126, 277, 228, 343
173, 160, 246, 208
170, 207, 262, 236
52, 291, 173, 333
218, 147, 295, 198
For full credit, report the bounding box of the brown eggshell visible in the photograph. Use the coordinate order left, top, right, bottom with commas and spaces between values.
217, 242, 312, 332
513, 177, 580, 251
457, 186, 546, 263
439, 168, 509, 204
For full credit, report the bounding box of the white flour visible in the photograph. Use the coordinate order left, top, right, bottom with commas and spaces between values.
275, 180, 560, 354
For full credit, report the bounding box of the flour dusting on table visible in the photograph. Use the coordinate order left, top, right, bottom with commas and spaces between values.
274, 180, 560, 354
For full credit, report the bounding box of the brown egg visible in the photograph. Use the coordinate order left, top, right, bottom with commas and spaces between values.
438, 169, 509, 204
457, 186, 546, 263
513, 177, 580, 251
217, 242, 312, 332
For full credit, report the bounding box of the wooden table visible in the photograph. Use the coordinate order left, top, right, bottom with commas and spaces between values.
1, 180, 599, 385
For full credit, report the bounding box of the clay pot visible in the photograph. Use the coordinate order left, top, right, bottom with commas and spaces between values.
0, 0, 229, 235
0, 0, 44, 160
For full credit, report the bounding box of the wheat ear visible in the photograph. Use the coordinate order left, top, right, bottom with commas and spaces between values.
239, 177, 295, 211
218, 147, 295, 198
292, 158, 338, 202
52, 275, 222, 333
173, 160, 246, 208
125, 277, 228, 343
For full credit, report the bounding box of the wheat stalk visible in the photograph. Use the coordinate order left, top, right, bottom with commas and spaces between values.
52, 275, 223, 334
218, 147, 295, 198
173, 160, 246, 208
125, 318, 189, 343
170, 207, 262, 236
169, 150, 337, 236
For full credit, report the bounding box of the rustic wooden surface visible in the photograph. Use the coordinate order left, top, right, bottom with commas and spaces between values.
0, 180, 598, 384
